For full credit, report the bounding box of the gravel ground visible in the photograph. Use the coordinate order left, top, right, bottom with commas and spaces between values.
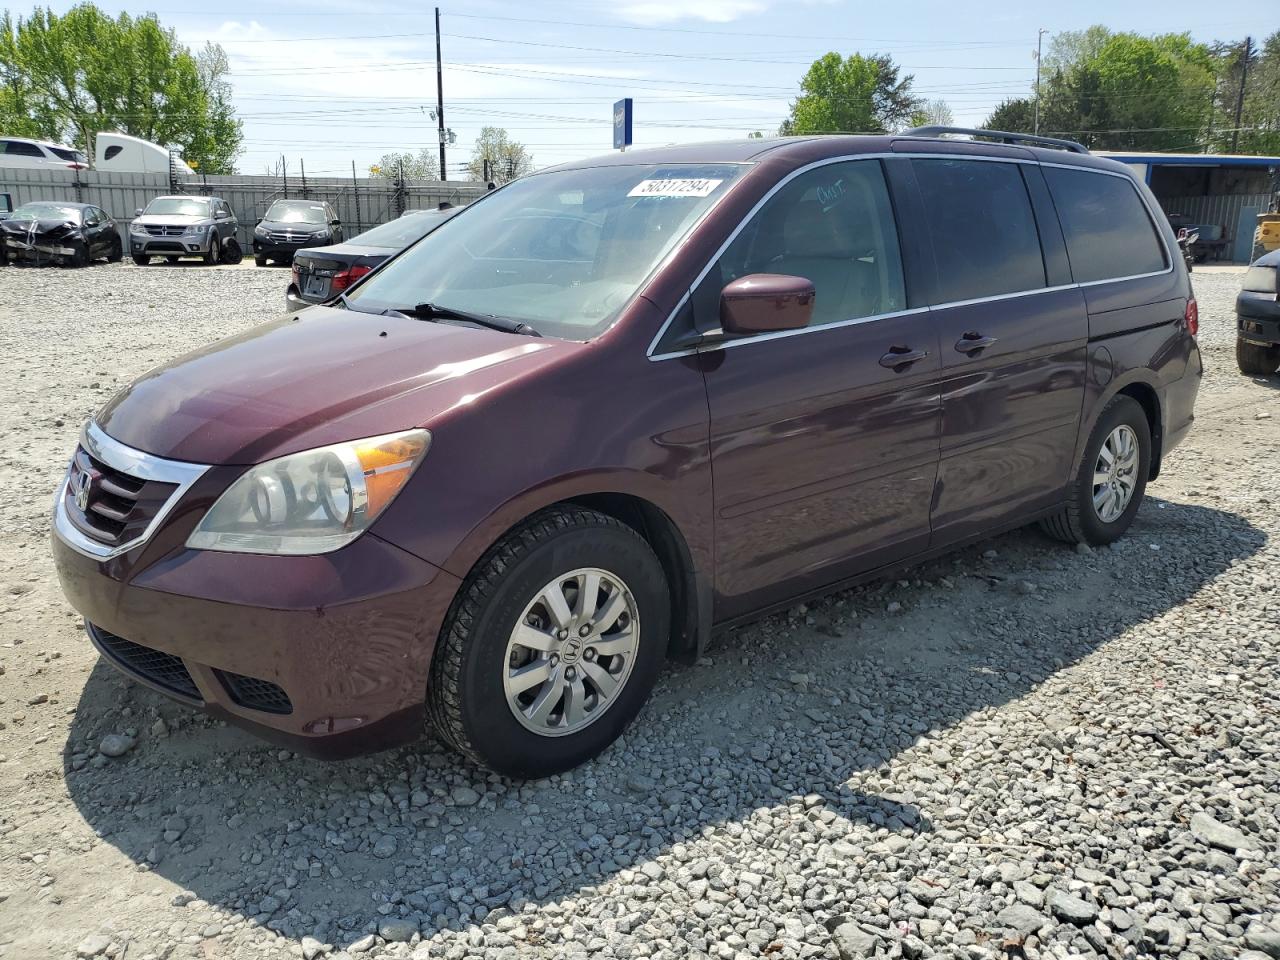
0, 261, 1277, 960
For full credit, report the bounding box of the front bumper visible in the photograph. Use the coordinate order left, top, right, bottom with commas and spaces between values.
131, 232, 212, 256
52, 512, 460, 758
254, 237, 330, 259
3, 235, 78, 259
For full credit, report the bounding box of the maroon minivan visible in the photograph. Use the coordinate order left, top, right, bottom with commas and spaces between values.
53, 129, 1201, 776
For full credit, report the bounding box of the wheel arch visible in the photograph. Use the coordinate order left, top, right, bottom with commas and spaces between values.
1113, 379, 1163, 480
435, 479, 712, 666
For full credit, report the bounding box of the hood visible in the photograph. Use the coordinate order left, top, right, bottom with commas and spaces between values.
95, 306, 576, 465
260, 219, 327, 232
135, 213, 209, 227
1, 217, 80, 235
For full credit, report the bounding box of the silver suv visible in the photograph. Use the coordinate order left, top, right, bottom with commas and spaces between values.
130, 195, 238, 266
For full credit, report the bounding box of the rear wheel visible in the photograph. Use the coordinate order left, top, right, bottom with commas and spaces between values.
1041, 395, 1151, 547
165, 256, 179, 264
428, 506, 669, 777
1236, 338, 1280, 376
132, 254, 150, 266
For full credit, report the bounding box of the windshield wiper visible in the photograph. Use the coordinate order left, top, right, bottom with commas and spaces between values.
387, 302, 542, 337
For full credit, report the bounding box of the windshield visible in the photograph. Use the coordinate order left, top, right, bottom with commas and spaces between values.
349, 210, 454, 249
145, 198, 211, 217
14, 202, 81, 222
346, 162, 745, 340
266, 200, 328, 224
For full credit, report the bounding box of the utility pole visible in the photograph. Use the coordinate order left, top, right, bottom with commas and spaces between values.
1033, 28, 1047, 135
435, 7, 447, 182
1230, 36, 1252, 154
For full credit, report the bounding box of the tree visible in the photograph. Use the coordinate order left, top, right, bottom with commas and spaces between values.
910, 99, 953, 129
0, 4, 242, 172
370, 148, 440, 181
467, 127, 533, 184
981, 27, 1215, 151
780, 52, 922, 136
1210, 32, 1280, 154
747, 130, 764, 138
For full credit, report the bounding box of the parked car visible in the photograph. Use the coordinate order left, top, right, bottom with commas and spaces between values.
287, 208, 460, 311
0, 201, 121, 266
1236, 249, 1280, 375
0, 136, 89, 171
129, 195, 237, 265
52, 130, 1201, 776
253, 199, 343, 266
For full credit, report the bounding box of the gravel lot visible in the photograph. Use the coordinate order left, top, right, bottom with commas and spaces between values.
0, 261, 1277, 960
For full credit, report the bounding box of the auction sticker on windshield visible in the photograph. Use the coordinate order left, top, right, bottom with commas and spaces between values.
627, 178, 723, 198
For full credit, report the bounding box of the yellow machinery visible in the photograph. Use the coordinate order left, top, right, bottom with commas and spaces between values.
1257, 213, 1280, 255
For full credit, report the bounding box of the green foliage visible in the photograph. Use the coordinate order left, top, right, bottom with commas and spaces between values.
371, 148, 440, 181
1211, 32, 1280, 155
983, 27, 1216, 151
467, 127, 533, 184
0, 4, 242, 172
780, 52, 922, 136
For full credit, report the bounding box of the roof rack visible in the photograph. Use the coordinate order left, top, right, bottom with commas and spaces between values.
904, 126, 1089, 155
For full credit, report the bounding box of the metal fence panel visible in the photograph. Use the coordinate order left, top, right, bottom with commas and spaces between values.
1157, 192, 1271, 263
0, 168, 486, 250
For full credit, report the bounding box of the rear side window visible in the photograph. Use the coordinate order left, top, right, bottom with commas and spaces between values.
705, 158, 906, 328
1044, 167, 1167, 283
103, 145, 123, 160
911, 159, 1046, 304
5, 140, 45, 157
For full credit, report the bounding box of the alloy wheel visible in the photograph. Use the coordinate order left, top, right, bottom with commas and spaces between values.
502, 567, 640, 737
1092, 424, 1139, 523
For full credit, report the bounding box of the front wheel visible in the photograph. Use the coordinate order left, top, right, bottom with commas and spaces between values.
254, 254, 268, 267
1237, 338, 1280, 376
108, 238, 123, 263
1040, 395, 1151, 546
203, 235, 220, 265
428, 506, 669, 777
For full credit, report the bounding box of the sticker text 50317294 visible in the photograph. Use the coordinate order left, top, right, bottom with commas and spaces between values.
627, 178, 724, 198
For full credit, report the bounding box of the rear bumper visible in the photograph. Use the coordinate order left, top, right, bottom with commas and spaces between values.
53, 529, 461, 758
1161, 342, 1202, 458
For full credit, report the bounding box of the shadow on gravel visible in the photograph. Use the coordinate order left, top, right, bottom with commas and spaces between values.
61, 496, 1265, 947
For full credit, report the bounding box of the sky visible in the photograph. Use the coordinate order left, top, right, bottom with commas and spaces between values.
21, 0, 1279, 178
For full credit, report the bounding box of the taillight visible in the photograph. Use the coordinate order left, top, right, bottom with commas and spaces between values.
1185, 296, 1198, 337
291, 263, 300, 286
331, 264, 371, 292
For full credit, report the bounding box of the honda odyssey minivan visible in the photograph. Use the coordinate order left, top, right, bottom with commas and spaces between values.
52, 129, 1201, 776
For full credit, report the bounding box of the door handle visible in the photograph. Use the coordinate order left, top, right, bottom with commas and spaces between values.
955, 331, 998, 356
878, 345, 930, 371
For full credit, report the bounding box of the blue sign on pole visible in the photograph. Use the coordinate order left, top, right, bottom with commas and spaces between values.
613, 98, 633, 151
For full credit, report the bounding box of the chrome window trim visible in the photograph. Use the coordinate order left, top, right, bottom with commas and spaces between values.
52, 421, 210, 560
646, 151, 1175, 362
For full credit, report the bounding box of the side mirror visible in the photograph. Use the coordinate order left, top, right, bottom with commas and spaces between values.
255, 217, 263, 225
720, 274, 815, 335
329, 218, 340, 226
134, 208, 143, 217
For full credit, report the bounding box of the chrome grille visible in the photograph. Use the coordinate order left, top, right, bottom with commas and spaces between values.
144, 225, 185, 237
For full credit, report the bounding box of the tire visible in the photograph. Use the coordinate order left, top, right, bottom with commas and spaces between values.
203, 235, 220, 265
1040, 395, 1151, 547
254, 254, 268, 267
132, 254, 150, 266
68, 241, 89, 268
222, 238, 243, 265
428, 506, 669, 777
1236, 338, 1280, 376
108, 238, 123, 263
165, 256, 179, 264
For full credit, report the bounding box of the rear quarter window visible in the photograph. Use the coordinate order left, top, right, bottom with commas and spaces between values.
1044, 167, 1168, 283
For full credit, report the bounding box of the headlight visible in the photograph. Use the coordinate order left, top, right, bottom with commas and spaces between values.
255, 225, 269, 237
129, 222, 147, 235
311, 229, 330, 239
184, 223, 206, 236
186, 430, 430, 555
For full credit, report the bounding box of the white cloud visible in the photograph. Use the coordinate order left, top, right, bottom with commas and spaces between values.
613, 0, 768, 24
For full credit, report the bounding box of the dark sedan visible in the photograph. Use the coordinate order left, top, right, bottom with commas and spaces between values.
286, 207, 459, 311
1, 201, 121, 266
252, 198, 343, 266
